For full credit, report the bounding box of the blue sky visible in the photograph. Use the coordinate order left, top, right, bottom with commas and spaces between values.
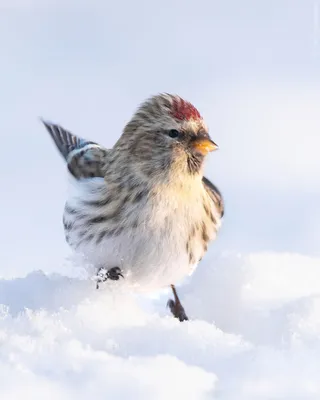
0, 0, 319, 277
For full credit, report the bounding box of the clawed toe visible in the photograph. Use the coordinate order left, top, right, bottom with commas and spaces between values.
107, 267, 124, 280
167, 285, 189, 322
167, 298, 189, 322
95, 266, 124, 289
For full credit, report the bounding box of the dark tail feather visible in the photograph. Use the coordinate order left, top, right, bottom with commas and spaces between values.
40, 118, 89, 160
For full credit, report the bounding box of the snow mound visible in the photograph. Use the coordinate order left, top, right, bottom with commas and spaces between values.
1, 252, 320, 399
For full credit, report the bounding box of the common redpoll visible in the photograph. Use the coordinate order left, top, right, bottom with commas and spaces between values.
42, 93, 224, 321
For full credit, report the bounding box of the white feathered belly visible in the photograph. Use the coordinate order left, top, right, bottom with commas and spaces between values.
64, 178, 220, 291
80, 227, 195, 290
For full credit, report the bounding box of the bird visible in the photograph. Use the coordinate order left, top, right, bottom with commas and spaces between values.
41, 93, 224, 321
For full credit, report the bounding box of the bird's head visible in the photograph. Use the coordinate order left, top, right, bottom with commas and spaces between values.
116, 93, 218, 179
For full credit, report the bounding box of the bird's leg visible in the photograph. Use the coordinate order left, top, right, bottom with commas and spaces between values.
167, 284, 189, 322
95, 266, 124, 289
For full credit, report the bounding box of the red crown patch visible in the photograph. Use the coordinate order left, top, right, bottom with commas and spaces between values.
171, 97, 201, 121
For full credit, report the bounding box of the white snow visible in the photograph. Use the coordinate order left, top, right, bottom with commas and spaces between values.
1, 252, 320, 399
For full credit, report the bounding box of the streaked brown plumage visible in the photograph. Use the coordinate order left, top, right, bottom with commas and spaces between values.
42, 93, 224, 321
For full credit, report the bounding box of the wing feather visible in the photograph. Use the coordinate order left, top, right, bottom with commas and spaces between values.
202, 176, 224, 218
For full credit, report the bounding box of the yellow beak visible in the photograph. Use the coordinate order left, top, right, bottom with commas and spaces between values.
191, 137, 218, 155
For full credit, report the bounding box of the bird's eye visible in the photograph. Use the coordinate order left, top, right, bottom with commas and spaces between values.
168, 129, 180, 138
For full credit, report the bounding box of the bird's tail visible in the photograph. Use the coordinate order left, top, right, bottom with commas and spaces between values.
41, 119, 107, 179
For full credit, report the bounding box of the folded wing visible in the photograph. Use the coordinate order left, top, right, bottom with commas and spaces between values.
202, 176, 224, 218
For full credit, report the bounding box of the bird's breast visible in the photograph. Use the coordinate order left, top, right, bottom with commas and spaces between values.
63, 178, 221, 290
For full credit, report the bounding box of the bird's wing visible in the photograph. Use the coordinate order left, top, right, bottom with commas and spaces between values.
41, 119, 109, 179
202, 176, 224, 218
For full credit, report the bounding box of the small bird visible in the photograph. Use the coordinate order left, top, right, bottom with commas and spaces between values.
42, 93, 224, 321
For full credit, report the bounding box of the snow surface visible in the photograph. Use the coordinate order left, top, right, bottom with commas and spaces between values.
1, 251, 320, 399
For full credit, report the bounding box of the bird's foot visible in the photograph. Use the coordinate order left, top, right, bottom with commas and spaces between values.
167, 284, 189, 322
95, 266, 124, 289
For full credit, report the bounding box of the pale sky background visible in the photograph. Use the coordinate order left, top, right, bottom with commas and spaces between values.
0, 0, 319, 278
